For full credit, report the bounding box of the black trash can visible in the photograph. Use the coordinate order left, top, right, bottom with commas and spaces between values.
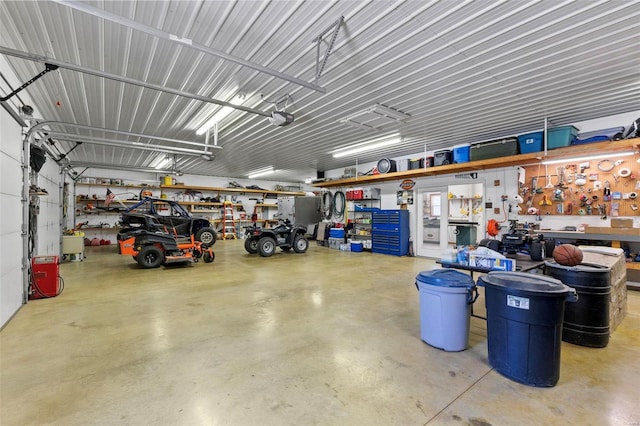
544, 261, 611, 348
478, 272, 577, 387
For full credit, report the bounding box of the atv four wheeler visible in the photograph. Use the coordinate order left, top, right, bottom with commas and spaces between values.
244, 219, 309, 257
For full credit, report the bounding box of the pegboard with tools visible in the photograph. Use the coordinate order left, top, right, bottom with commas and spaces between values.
518, 152, 640, 217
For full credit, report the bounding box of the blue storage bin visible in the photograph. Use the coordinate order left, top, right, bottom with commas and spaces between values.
329, 228, 345, 238
547, 125, 579, 149
350, 241, 363, 252
452, 144, 470, 163
517, 131, 544, 153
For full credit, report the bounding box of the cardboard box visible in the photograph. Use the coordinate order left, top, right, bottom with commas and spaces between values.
469, 255, 515, 271
611, 218, 633, 228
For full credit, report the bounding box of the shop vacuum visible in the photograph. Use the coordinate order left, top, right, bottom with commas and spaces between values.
29, 256, 64, 299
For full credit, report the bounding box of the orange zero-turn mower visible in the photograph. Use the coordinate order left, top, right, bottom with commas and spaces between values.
118, 230, 214, 269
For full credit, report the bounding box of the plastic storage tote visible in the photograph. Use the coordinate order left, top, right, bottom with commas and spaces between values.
573, 127, 625, 144
544, 261, 611, 348
416, 269, 478, 352
478, 271, 577, 387
433, 150, 452, 166
517, 131, 544, 153
452, 144, 471, 163
547, 125, 579, 149
469, 137, 518, 161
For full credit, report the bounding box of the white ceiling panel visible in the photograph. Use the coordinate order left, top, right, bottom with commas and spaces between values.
1, 0, 639, 182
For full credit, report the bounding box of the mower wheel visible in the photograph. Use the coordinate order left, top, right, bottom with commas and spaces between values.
544, 238, 556, 258
244, 238, 258, 254
137, 245, 165, 268
293, 235, 309, 253
196, 227, 217, 246
530, 241, 544, 261
258, 237, 277, 257
203, 250, 215, 263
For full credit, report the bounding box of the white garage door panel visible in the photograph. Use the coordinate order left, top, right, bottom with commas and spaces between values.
0, 197, 22, 236
0, 153, 23, 197
1, 107, 26, 328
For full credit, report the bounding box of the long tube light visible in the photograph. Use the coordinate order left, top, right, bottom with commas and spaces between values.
331, 134, 402, 158
541, 151, 635, 165
196, 91, 244, 135
247, 166, 275, 179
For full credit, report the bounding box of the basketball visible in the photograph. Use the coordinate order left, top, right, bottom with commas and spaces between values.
552, 244, 583, 266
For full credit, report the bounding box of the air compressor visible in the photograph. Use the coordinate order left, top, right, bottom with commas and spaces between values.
29, 256, 63, 299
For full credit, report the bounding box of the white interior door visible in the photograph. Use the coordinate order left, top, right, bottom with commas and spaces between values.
416, 188, 448, 258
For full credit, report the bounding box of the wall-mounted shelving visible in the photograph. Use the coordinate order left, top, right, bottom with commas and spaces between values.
313, 139, 639, 188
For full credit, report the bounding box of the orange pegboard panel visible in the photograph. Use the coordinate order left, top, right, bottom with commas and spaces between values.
519, 152, 639, 217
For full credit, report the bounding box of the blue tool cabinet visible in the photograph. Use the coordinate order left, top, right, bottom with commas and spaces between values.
372, 209, 410, 256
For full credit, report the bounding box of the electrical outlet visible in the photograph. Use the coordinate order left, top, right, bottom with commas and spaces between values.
494, 208, 500, 214
494, 180, 501, 186
485, 202, 493, 208
501, 195, 508, 201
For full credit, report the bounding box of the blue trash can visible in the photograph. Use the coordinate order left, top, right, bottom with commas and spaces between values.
478, 272, 577, 387
416, 269, 478, 351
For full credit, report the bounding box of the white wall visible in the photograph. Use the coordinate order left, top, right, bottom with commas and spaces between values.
0, 106, 26, 327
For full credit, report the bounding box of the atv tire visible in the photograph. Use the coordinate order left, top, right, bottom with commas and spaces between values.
195, 227, 217, 246
137, 245, 165, 268
530, 241, 544, 261
203, 250, 215, 263
544, 238, 556, 258
244, 238, 258, 254
293, 235, 309, 253
258, 237, 277, 257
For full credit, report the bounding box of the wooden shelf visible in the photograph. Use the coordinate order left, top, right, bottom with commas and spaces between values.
626, 263, 640, 271
313, 138, 640, 188
77, 182, 159, 189
161, 184, 305, 196
255, 203, 278, 208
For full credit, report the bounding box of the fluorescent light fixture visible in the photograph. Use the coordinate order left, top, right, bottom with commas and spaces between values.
196, 89, 244, 135
149, 155, 172, 169
541, 151, 635, 165
331, 134, 402, 158
247, 166, 275, 179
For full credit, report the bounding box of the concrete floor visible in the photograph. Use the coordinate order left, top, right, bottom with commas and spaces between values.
1, 240, 639, 426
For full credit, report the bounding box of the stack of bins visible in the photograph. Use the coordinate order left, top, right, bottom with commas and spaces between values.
415, 269, 477, 352
544, 261, 611, 347
478, 272, 577, 387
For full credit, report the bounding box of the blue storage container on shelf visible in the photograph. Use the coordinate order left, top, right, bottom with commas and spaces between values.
517, 131, 544, 153
452, 144, 471, 163
329, 228, 345, 238
547, 125, 579, 149
573, 126, 625, 145
350, 241, 363, 252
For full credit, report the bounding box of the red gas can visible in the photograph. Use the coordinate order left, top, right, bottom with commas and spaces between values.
30, 256, 60, 299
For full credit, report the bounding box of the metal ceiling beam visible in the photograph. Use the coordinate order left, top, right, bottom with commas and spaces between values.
25, 121, 219, 159
0, 46, 271, 118
51, 0, 327, 94
48, 132, 213, 157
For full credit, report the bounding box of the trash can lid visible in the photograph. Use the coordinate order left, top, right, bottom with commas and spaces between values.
544, 260, 610, 272
417, 269, 475, 287
478, 271, 570, 294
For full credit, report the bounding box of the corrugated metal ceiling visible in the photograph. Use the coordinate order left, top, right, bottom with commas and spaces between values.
1, 0, 639, 182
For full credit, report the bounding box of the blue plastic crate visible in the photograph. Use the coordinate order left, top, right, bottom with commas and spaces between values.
517, 132, 543, 154
452, 144, 470, 163
547, 125, 579, 149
